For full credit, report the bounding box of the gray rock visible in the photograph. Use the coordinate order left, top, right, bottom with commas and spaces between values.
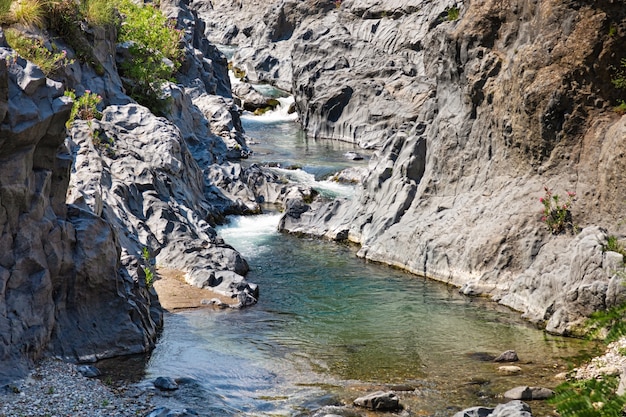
503, 386, 554, 401
490, 401, 532, 417
494, 350, 519, 363
0, 44, 159, 383
76, 365, 101, 378
154, 376, 179, 391
452, 406, 494, 417
454, 401, 532, 417
353, 391, 401, 411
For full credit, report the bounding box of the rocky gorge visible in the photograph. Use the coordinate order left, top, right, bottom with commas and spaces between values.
1, 0, 626, 415
0, 0, 315, 383
200, 0, 626, 335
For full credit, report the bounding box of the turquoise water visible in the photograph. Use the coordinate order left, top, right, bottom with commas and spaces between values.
141, 103, 593, 416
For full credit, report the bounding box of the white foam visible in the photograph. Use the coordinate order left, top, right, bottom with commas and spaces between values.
241, 96, 299, 123
271, 167, 355, 199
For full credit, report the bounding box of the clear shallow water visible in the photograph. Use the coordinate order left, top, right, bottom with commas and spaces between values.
142, 215, 593, 416
139, 99, 595, 417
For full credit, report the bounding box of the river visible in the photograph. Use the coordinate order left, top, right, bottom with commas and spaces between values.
128, 92, 593, 416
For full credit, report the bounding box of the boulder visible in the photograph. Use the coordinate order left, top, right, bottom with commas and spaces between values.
154, 376, 179, 391
503, 386, 554, 401
76, 365, 101, 378
353, 391, 401, 411
454, 401, 532, 417
452, 406, 494, 417
494, 350, 519, 363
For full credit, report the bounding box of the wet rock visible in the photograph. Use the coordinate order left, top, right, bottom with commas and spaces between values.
503, 386, 554, 401
454, 401, 532, 417
154, 377, 179, 391
76, 365, 101, 378
498, 366, 522, 375
490, 401, 532, 417
344, 151, 364, 161
452, 406, 494, 417
494, 350, 519, 363
353, 391, 401, 411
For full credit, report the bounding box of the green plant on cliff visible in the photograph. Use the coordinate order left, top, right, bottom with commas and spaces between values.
603, 235, 626, 262
4, 28, 73, 75
446, 6, 460, 21
540, 187, 576, 235
65, 90, 103, 128
2, 0, 44, 27
116, 0, 184, 114
612, 58, 626, 90
141, 247, 154, 289
612, 58, 626, 114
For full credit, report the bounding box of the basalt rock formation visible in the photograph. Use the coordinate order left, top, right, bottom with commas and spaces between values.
198, 0, 626, 334
0, 0, 312, 381
0, 43, 160, 382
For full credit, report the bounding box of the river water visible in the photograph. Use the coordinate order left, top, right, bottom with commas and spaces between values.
137, 96, 594, 416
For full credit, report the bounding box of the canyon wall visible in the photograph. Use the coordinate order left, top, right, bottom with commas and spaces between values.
198, 0, 626, 334
0, 0, 305, 381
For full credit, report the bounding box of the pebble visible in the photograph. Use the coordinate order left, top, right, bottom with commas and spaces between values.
0, 358, 155, 417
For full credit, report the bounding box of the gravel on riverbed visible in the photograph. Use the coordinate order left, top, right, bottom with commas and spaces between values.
0, 358, 156, 417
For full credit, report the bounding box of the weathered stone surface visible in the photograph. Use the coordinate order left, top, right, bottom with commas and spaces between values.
503, 386, 554, 401
0, 45, 159, 382
353, 391, 401, 411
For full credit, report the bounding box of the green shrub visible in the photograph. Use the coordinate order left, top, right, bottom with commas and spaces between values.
65, 90, 103, 128
612, 58, 626, 90
540, 187, 576, 235
141, 247, 154, 289
116, 0, 183, 114
82, 0, 117, 27
587, 301, 626, 343
603, 235, 626, 259
7, 0, 44, 27
446, 6, 460, 21
0, 0, 12, 23
4, 28, 73, 75
550, 376, 626, 417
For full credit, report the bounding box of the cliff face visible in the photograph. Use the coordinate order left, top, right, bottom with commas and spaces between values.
198, 0, 626, 334
0, 0, 304, 381
0, 44, 160, 381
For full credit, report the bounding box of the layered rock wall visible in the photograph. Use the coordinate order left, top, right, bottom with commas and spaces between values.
0, 43, 160, 382
199, 0, 626, 334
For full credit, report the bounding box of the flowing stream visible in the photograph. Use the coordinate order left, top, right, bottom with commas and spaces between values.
131, 90, 595, 416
